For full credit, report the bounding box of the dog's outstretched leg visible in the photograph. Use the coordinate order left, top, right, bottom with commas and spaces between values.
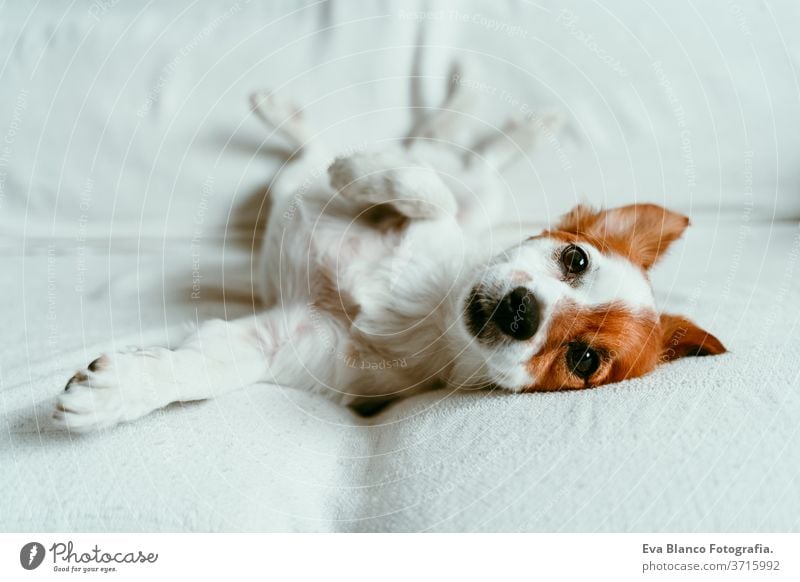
52, 317, 272, 432
250, 90, 333, 189
406, 61, 479, 148
52, 306, 349, 432
471, 113, 561, 171
250, 90, 333, 305
250, 91, 316, 153
407, 60, 561, 171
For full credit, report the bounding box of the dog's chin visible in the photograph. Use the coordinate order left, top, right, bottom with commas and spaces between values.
483, 365, 533, 394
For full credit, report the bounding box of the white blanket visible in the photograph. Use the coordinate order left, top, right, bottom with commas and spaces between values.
1, 0, 799, 532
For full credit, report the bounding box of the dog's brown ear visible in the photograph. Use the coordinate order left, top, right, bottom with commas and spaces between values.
659, 313, 726, 362
556, 203, 689, 269
556, 204, 600, 234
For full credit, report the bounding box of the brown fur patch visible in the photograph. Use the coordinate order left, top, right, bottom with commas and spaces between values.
549, 203, 689, 269
524, 304, 727, 392
526, 301, 660, 391
659, 313, 727, 361
311, 265, 360, 322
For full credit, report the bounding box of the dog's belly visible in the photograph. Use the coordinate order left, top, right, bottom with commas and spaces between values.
257, 176, 479, 403
263, 190, 411, 306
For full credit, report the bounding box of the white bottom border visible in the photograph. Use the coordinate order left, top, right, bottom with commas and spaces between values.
2, 533, 797, 581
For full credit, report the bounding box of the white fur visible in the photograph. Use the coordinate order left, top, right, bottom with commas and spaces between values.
52, 76, 652, 432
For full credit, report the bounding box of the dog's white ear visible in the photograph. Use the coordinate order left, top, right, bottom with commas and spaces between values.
328, 150, 457, 219
556, 203, 689, 269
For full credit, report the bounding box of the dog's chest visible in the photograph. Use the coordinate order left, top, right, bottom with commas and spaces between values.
308, 208, 435, 307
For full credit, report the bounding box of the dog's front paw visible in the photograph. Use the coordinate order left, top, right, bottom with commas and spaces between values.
328, 150, 457, 219
52, 349, 168, 433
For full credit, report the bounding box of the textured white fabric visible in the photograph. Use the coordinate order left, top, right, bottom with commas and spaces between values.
1, 0, 799, 532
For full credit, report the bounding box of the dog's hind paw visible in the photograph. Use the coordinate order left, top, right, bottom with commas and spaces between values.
250, 91, 310, 148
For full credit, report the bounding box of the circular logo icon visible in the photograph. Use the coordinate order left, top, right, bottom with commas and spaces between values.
20, 542, 45, 570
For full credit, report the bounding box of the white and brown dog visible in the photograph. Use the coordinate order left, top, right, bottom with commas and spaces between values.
53, 73, 725, 431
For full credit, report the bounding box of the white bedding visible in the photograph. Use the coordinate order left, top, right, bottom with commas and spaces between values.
1, 0, 799, 532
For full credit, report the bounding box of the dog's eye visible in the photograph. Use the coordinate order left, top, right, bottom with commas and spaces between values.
561, 244, 589, 274
566, 343, 600, 379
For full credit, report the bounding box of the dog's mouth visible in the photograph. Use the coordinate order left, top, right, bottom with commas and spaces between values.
465, 287, 492, 340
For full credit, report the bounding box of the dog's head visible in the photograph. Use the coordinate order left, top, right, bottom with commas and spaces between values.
462, 203, 726, 391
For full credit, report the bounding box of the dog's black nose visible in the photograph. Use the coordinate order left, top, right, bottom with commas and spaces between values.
493, 287, 540, 341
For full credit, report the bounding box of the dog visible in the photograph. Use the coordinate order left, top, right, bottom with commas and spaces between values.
52, 71, 725, 432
